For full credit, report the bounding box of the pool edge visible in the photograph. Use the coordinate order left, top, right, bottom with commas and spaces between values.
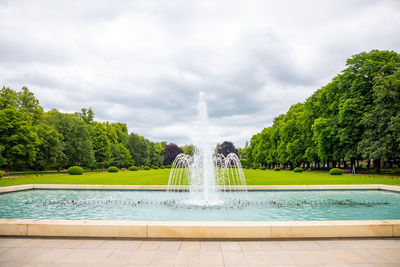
0, 219, 399, 239
1, 184, 399, 239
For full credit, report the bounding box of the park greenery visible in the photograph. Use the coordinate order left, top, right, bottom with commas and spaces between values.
244, 50, 400, 172
0, 86, 190, 173
0, 168, 399, 187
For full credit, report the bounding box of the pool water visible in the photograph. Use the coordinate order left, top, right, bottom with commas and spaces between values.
0, 189, 399, 221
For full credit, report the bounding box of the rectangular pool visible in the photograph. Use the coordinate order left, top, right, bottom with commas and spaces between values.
0, 189, 399, 221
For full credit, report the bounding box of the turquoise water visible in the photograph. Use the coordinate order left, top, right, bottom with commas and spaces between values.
0, 189, 399, 221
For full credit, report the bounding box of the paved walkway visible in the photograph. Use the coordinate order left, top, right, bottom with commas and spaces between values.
0, 237, 399, 266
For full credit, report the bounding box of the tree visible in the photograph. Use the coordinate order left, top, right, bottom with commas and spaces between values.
0, 107, 39, 170
111, 143, 133, 168
33, 124, 64, 171
17, 86, 44, 124
359, 70, 400, 170
125, 133, 148, 166
91, 123, 112, 168
76, 108, 95, 124
181, 144, 195, 156
45, 109, 95, 167
163, 143, 183, 165
217, 141, 238, 157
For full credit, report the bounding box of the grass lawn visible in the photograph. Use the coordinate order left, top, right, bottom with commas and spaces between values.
0, 169, 399, 187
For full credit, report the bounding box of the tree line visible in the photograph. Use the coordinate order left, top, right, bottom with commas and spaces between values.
244, 50, 400, 171
0, 87, 186, 172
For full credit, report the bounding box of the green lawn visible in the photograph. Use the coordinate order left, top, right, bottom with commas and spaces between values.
0, 169, 399, 187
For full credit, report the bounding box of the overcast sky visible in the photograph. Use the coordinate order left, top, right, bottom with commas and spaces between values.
1, 0, 399, 147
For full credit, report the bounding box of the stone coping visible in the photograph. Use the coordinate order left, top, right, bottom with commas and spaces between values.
1, 183, 400, 193
0, 219, 399, 239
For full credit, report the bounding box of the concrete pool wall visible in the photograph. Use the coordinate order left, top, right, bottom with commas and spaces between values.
0, 184, 399, 239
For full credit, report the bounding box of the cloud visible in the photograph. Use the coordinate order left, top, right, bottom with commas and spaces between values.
1, 0, 399, 147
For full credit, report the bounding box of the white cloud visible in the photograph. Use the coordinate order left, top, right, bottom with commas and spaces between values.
1, 0, 399, 147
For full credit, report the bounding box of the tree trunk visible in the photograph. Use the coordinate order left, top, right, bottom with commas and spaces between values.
374, 159, 381, 173
367, 160, 371, 169
343, 159, 347, 169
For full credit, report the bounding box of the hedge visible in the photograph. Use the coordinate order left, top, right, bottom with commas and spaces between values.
293, 167, 304, 173
143, 166, 150, 170
329, 168, 343, 175
129, 166, 138, 171
68, 166, 83, 175
107, 166, 119, 172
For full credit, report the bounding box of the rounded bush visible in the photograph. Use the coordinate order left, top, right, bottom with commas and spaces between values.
252, 166, 257, 169
143, 166, 150, 170
245, 166, 250, 169
107, 166, 119, 173
165, 165, 172, 168
152, 165, 159, 169
0, 171, 3, 178
261, 166, 267, 170
129, 166, 138, 171
329, 168, 343, 175
273, 167, 281, 171
293, 167, 304, 173
68, 166, 83, 175
160, 166, 165, 169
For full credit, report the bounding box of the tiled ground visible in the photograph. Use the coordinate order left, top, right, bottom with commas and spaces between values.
0, 237, 399, 266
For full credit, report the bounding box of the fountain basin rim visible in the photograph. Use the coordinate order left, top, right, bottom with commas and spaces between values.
0, 218, 399, 239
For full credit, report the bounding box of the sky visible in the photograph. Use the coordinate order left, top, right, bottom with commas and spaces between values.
1, 0, 400, 147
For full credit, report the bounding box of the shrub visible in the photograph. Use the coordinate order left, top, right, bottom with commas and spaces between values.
252, 166, 257, 169
261, 166, 267, 170
273, 167, 280, 171
329, 168, 343, 175
160, 166, 165, 169
165, 165, 172, 168
129, 166, 138, 171
68, 166, 83, 175
143, 166, 150, 170
0, 171, 3, 178
107, 166, 119, 172
152, 165, 159, 169
245, 166, 250, 169
293, 167, 303, 173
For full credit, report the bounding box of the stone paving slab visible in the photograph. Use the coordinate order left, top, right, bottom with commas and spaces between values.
0, 237, 399, 266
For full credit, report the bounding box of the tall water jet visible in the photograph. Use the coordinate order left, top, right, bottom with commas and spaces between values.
167, 92, 247, 206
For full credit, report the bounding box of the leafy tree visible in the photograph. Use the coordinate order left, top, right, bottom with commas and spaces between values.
0, 107, 39, 170
17, 87, 44, 124
163, 143, 183, 165
111, 143, 133, 168
91, 123, 112, 167
125, 133, 148, 166
45, 109, 95, 167
181, 144, 195, 156
76, 108, 95, 124
33, 124, 64, 170
112, 122, 129, 144
359, 70, 400, 170
217, 141, 238, 157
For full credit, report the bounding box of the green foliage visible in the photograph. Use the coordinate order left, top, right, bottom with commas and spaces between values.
34, 124, 64, 170
0, 171, 3, 178
273, 167, 281, 171
129, 166, 138, 171
260, 166, 266, 170
152, 165, 159, 169
293, 167, 304, 173
181, 144, 195, 156
107, 166, 118, 172
165, 165, 172, 168
329, 168, 343, 175
252, 166, 257, 169
143, 166, 150, 170
160, 166, 165, 169
240, 158, 247, 167
246, 50, 400, 171
68, 166, 83, 175
111, 143, 133, 168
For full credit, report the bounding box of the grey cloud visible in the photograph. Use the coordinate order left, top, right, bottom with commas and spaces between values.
1, 0, 400, 147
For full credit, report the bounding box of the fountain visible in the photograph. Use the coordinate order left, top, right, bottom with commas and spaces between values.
167, 92, 247, 206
